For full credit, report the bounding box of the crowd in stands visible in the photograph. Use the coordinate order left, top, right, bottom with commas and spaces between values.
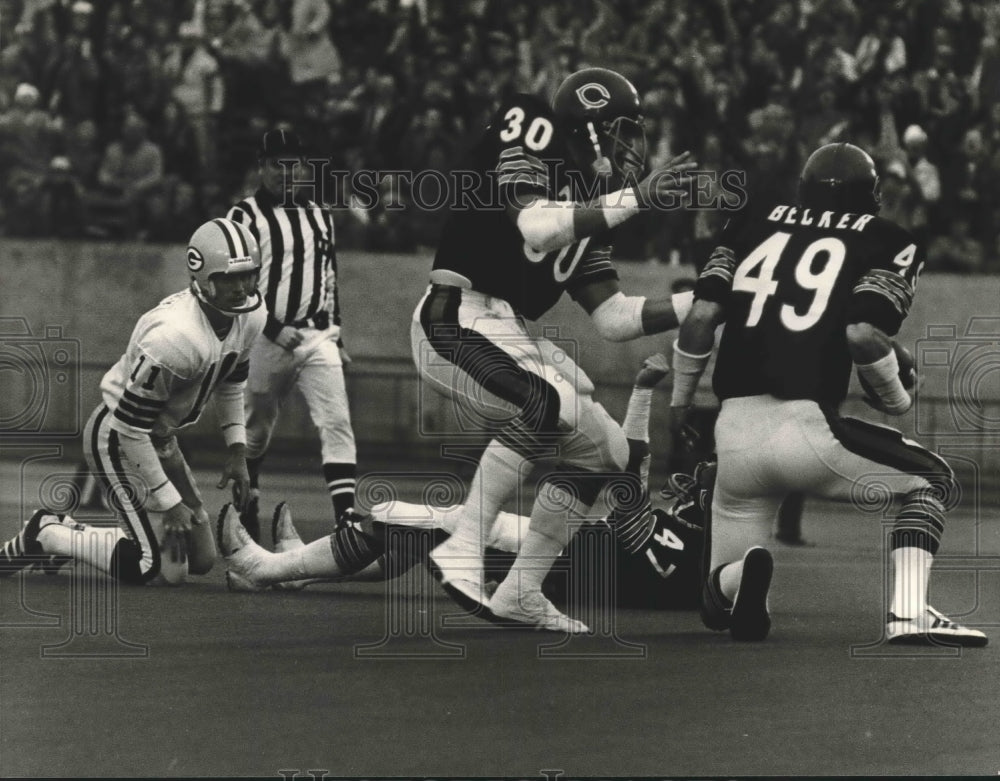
1, 0, 999, 272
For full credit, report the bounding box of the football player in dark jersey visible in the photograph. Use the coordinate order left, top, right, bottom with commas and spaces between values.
670, 142, 987, 647
216, 355, 705, 611
409, 67, 699, 633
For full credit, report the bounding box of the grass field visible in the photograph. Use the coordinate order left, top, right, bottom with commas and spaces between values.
1, 457, 999, 778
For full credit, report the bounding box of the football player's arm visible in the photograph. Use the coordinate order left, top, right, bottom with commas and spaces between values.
108, 349, 187, 517
670, 239, 735, 408
846, 232, 922, 415
213, 354, 254, 510
573, 278, 695, 342
504, 152, 697, 254
604, 355, 672, 554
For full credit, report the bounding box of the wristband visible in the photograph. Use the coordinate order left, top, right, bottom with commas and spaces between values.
671, 341, 711, 407
622, 388, 653, 441
599, 187, 641, 229
857, 350, 911, 414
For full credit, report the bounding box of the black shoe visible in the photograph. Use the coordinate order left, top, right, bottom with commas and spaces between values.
0, 510, 59, 577
730, 547, 774, 641
700, 564, 733, 631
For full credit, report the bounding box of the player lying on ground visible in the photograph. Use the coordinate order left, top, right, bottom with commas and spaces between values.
0, 218, 263, 585
217, 355, 706, 611
672, 141, 986, 647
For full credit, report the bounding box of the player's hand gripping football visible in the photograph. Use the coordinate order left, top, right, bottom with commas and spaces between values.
635, 151, 698, 209
217, 447, 251, 512
635, 353, 671, 389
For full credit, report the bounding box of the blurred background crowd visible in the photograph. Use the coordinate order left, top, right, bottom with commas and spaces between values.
1, 0, 999, 272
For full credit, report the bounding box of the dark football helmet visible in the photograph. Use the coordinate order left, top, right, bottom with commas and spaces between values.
552, 67, 646, 179
798, 142, 881, 214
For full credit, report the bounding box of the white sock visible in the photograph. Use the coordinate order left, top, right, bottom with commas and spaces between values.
495, 481, 580, 597
718, 560, 743, 603
39, 521, 126, 575
256, 536, 341, 584
495, 529, 565, 596
440, 442, 523, 559
890, 546, 932, 619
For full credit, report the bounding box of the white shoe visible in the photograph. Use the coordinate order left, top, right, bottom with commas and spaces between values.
270, 502, 309, 591
887, 606, 988, 647
427, 538, 489, 614
217, 503, 269, 593
489, 586, 590, 634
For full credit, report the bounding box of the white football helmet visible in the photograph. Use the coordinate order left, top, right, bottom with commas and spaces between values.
187, 218, 262, 316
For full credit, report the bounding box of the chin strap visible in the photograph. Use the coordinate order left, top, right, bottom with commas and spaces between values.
190, 282, 263, 317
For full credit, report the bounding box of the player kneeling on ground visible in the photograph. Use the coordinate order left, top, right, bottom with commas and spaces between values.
0, 218, 264, 585
672, 142, 986, 646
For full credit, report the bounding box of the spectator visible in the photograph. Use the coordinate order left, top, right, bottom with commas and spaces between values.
287, 0, 341, 99
162, 21, 223, 182
0, 81, 61, 238
63, 117, 101, 186
88, 111, 165, 238
47, 0, 100, 124
901, 123, 940, 239
878, 159, 921, 234
39, 154, 85, 237
941, 127, 995, 246
926, 215, 985, 273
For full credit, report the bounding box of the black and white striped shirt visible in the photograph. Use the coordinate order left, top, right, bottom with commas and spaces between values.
227, 188, 341, 342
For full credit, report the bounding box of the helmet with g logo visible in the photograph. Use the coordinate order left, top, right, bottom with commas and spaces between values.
553, 67, 646, 179
187, 218, 263, 315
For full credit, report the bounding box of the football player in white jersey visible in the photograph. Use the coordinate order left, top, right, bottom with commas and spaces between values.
0, 218, 266, 585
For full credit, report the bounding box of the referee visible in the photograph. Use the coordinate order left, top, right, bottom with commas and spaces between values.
227, 128, 356, 540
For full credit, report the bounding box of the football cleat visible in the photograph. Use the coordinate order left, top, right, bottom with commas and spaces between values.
489, 587, 590, 634
0, 509, 61, 577
701, 547, 774, 640
700, 564, 734, 632
886, 606, 988, 648
240, 490, 261, 544
217, 503, 268, 592
427, 537, 493, 618
729, 547, 774, 641
270, 502, 309, 591
271, 502, 303, 553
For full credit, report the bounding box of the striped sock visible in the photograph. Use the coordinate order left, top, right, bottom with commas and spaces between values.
323, 462, 356, 520
0, 534, 29, 575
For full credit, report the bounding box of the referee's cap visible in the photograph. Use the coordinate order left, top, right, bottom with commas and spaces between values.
258, 128, 305, 160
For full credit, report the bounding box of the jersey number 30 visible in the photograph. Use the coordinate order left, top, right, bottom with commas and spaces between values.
499, 107, 554, 151
733, 231, 846, 331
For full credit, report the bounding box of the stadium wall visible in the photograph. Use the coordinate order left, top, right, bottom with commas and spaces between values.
3, 240, 999, 489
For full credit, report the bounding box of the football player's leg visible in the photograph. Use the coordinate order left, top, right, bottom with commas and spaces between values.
411, 300, 560, 605
700, 400, 787, 638
219, 503, 387, 590
73, 406, 163, 584
809, 414, 985, 645
300, 338, 357, 521
244, 338, 293, 541
491, 398, 627, 632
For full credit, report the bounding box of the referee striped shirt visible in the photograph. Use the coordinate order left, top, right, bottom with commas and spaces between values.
227, 188, 341, 341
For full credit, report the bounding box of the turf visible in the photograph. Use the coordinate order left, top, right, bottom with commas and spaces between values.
1, 460, 998, 777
